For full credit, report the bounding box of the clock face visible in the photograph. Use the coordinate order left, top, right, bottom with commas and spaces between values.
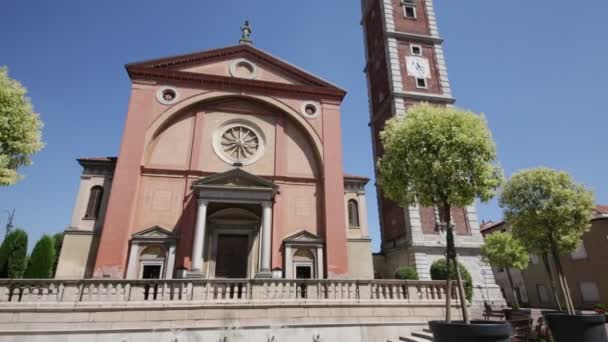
405, 56, 431, 79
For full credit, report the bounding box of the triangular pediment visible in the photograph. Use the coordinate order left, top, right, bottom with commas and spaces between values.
125, 44, 345, 100
132, 226, 176, 240
192, 168, 277, 190
284, 229, 323, 243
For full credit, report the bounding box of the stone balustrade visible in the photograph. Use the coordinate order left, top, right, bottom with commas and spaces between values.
0, 279, 458, 305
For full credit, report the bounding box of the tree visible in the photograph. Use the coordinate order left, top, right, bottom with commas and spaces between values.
394, 266, 419, 280
52, 232, 64, 277
377, 104, 503, 323
430, 259, 473, 303
0, 66, 44, 186
0, 229, 28, 278
500, 167, 594, 315
24, 235, 56, 279
481, 231, 529, 308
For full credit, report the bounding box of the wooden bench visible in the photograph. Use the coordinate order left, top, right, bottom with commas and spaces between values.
483, 308, 505, 320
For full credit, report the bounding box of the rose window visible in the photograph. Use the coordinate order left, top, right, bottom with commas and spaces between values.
220, 126, 260, 161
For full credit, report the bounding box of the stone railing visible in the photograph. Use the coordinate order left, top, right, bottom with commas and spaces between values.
0, 279, 458, 305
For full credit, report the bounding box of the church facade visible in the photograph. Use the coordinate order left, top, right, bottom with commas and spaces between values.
55, 42, 374, 280
360, 0, 503, 304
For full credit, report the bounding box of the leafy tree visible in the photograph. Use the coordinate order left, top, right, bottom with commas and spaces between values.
0, 66, 44, 186
0, 229, 28, 278
430, 259, 473, 303
481, 231, 529, 308
377, 104, 503, 323
500, 167, 594, 315
51, 232, 64, 277
394, 266, 419, 280
24, 235, 56, 279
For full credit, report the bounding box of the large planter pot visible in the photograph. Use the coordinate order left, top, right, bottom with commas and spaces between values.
429, 320, 512, 342
545, 314, 607, 342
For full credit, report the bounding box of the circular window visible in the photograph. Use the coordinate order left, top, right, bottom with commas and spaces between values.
156, 86, 179, 105
229, 59, 258, 79
300, 101, 320, 118
212, 121, 265, 165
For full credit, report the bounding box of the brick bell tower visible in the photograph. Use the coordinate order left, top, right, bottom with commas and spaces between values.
361, 0, 504, 305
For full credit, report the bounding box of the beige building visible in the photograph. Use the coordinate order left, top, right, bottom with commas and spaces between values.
481, 205, 608, 309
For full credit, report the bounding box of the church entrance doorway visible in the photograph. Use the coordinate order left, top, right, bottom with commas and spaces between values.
215, 234, 249, 278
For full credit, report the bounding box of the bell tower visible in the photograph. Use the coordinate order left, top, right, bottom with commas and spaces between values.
361, 0, 504, 305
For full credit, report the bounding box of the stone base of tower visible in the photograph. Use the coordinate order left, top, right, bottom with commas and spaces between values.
374, 245, 506, 308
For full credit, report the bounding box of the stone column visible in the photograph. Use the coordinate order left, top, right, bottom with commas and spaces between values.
165, 244, 176, 279
126, 244, 140, 279
284, 245, 293, 279
316, 246, 324, 279
191, 199, 208, 272
257, 201, 273, 278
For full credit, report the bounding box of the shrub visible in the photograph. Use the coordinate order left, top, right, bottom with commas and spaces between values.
24, 235, 56, 279
430, 259, 473, 302
0, 229, 28, 278
394, 266, 419, 280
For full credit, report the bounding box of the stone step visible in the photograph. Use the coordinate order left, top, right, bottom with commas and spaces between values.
411, 331, 433, 340
398, 335, 430, 342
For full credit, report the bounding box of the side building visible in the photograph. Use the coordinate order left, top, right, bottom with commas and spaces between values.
481, 205, 608, 309
360, 0, 503, 305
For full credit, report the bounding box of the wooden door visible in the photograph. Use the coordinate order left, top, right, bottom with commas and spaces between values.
215, 234, 249, 278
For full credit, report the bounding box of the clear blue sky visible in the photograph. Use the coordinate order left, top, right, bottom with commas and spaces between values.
1, 1, 606, 252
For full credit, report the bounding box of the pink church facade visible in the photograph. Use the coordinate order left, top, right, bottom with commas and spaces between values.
55, 43, 374, 280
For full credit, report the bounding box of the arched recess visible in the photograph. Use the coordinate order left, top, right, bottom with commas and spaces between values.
143, 91, 324, 171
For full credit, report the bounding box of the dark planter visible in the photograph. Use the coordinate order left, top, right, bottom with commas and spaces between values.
503, 308, 531, 320
429, 320, 512, 342
545, 314, 607, 342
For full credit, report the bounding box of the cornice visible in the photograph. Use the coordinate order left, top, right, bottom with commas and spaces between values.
386, 31, 443, 44
126, 66, 346, 102
392, 91, 455, 104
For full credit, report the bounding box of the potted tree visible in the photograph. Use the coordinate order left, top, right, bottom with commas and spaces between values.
480, 231, 530, 319
500, 168, 606, 342
377, 104, 510, 341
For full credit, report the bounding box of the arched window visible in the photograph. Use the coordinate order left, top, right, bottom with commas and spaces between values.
348, 199, 360, 227
84, 186, 103, 219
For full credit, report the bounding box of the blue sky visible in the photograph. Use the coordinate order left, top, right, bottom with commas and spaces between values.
1, 1, 606, 252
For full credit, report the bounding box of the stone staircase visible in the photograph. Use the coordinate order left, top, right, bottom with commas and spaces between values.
388, 328, 434, 342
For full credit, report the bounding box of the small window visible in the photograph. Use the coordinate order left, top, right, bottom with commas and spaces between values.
410, 45, 422, 56
580, 282, 600, 303
84, 186, 103, 219
530, 254, 539, 265
416, 78, 427, 89
570, 243, 588, 260
404, 5, 416, 18
348, 199, 360, 227
537, 284, 550, 303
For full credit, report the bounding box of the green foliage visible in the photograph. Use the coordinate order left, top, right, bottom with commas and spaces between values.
500, 167, 595, 255
52, 232, 64, 277
0, 229, 28, 278
430, 259, 473, 302
24, 235, 56, 279
377, 104, 503, 209
394, 266, 419, 280
481, 231, 529, 270
0, 66, 44, 186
